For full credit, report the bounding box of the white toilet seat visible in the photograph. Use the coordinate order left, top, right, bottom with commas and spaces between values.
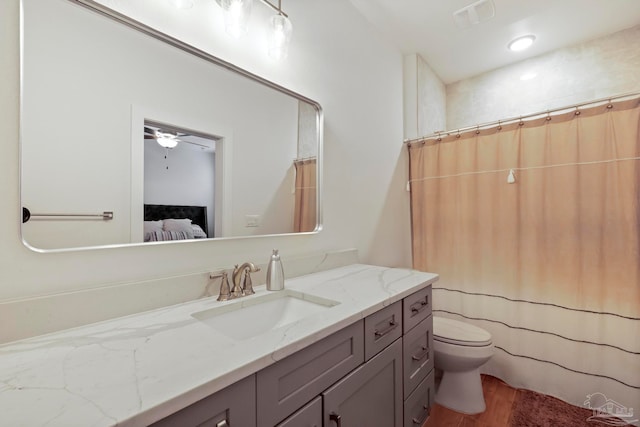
433, 316, 492, 347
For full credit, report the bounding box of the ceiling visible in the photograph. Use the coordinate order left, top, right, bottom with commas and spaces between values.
348, 0, 640, 84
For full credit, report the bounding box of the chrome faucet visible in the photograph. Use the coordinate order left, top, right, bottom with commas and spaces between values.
232, 262, 260, 297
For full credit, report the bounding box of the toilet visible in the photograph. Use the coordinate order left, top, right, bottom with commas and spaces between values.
433, 316, 494, 414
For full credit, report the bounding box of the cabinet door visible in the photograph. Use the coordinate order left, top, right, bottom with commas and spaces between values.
323, 339, 402, 427
364, 300, 402, 361
403, 286, 432, 334
404, 370, 434, 427
257, 320, 364, 427
150, 375, 255, 427
403, 315, 433, 398
276, 396, 322, 427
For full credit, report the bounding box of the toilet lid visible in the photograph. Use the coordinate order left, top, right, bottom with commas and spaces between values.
433, 316, 492, 347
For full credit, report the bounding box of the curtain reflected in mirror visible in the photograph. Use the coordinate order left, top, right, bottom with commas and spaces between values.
293, 158, 317, 232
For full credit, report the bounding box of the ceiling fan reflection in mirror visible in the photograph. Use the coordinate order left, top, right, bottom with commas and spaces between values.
143, 124, 218, 151
144, 124, 218, 170
144, 126, 180, 148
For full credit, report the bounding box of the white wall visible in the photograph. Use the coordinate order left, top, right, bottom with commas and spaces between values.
0, 0, 410, 342
403, 54, 447, 140
447, 25, 640, 130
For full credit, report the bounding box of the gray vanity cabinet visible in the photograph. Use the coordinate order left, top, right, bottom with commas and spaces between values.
150, 374, 256, 427
323, 339, 403, 427
150, 284, 434, 427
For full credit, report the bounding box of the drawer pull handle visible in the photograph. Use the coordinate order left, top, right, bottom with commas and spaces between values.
412, 404, 430, 425
411, 345, 429, 361
374, 320, 398, 338
330, 412, 342, 427
410, 299, 428, 315
216, 420, 229, 427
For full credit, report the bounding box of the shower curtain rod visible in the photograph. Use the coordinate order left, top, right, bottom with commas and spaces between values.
403, 91, 640, 145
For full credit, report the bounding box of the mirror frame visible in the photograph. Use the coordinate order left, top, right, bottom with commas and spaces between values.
20, 0, 323, 251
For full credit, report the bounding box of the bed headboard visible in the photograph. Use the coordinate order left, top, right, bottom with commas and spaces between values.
144, 204, 208, 236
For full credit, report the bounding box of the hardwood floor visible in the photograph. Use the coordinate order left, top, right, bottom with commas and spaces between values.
424, 375, 518, 427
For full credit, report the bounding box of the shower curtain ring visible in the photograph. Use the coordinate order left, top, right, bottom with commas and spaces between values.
475, 126, 480, 135
518, 116, 524, 126
436, 132, 442, 142
606, 99, 613, 109
456, 129, 461, 139
574, 107, 581, 116
546, 111, 551, 121
497, 120, 502, 131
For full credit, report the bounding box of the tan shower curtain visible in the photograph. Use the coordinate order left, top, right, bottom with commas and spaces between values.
293, 158, 317, 232
409, 97, 640, 410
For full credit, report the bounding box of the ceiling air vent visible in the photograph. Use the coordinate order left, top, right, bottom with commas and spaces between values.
453, 0, 495, 29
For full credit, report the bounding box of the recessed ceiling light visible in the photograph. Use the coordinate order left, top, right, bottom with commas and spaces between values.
508, 35, 536, 52
520, 72, 537, 81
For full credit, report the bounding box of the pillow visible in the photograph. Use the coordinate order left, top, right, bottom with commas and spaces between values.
163, 218, 194, 239
143, 220, 164, 241
191, 224, 208, 238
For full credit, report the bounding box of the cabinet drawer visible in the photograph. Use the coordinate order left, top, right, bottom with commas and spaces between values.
403, 315, 434, 398
150, 375, 256, 427
365, 300, 402, 361
403, 286, 432, 333
257, 320, 364, 427
404, 370, 435, 427
276, 396, 322, 427
323, 339, 403, 427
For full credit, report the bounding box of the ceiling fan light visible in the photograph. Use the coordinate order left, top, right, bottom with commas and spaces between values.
268, 13, 292, 60
508, 35, 536, 52
155, 131, 179, 148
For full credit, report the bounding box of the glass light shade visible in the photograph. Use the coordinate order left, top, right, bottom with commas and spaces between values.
168, 0, 193, 9
223, 0, 254, 38
268, 14, 292, 60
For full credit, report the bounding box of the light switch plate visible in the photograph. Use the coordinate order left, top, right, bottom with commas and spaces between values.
245, 215, 260, 227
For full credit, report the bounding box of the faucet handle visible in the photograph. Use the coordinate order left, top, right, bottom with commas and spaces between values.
242, 267, 260, 295
213, 272, 232, 301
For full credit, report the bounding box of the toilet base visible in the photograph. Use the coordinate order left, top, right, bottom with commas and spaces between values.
435, 368, 486, 414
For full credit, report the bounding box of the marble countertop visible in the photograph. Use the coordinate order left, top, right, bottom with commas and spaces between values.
0, 264, 438, 427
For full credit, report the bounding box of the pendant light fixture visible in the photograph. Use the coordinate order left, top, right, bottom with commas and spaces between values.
268, 1, 292, 60
222, 0, 254, 38
215, 0, 292, 60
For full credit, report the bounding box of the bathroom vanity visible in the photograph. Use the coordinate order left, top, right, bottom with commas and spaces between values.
0, 264, 437, 426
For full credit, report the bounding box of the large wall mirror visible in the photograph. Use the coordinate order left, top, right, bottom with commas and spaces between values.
20, 0, 322, 250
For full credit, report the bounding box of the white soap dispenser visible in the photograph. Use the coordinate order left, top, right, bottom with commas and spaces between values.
266, 249, 285, 291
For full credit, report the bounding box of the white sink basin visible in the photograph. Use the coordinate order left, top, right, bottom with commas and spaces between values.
192, 290, 340, 341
